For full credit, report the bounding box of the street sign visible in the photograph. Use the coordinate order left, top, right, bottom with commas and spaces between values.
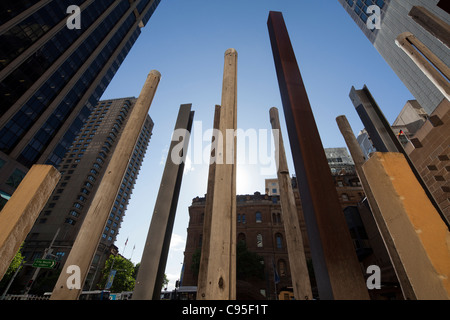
32, 258, 56, 269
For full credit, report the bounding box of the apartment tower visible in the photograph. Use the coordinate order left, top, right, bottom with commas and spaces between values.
18, 97, 153, 292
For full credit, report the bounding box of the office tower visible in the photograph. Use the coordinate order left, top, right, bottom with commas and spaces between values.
0, 0, 161, 209
324, 147, 355, 174
19, 97, 153, 292
338, 0, 450, 114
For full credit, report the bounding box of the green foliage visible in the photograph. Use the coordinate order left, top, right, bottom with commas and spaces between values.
0, 244, 25, 291
236, 241, 265, 280
190, 242, 265, 280
98, 255, 136, 293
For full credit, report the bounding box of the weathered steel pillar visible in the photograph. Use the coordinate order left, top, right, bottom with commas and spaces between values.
133, 104, 194, 300
270, 107, 312, 300
267, 11, 369, 300
198, 49, 237, 300
50, 70, 161, 300
0, 165, 60, 281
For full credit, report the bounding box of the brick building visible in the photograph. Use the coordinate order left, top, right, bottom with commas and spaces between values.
404, 99, 450, 223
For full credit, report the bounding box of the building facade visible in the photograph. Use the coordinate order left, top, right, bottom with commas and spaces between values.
404, 99, 450, 223
338, 0, 450, 115
17, 97, 153, 293
0, 0, 160, 209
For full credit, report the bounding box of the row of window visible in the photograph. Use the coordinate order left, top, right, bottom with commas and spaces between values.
238, 232, 284, 249
236, 212, 282, 224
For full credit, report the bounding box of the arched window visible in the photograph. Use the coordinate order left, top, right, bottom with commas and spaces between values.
255, 212, 262, 223
278, 260, 287, 277
256, 234, 263, 248
238, 233, 246, 244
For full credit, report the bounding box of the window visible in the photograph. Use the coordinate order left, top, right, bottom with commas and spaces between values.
278, 260, 287, 277
255, 212, 262, 223
73, 202, 83, 209
276, 234, 283, 249
6, 169, 26, 188
69, 210, 79, 217
256, 234, 263, 248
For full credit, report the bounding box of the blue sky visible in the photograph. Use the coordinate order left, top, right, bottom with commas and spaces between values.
101, 0, 414, 289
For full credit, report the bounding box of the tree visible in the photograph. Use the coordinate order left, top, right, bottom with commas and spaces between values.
190, 241, 265, 280
236, 241, 265, 280
0, 244, 25, 293
98, 255, 135, 292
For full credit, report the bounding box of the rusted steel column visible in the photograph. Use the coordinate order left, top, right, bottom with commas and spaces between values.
267, 11, 369, 300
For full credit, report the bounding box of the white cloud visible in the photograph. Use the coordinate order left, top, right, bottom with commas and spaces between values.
169, 233, 186, 252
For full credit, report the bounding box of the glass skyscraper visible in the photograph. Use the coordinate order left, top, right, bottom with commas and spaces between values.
338, 0, 450, 115
0, 0, 160, 209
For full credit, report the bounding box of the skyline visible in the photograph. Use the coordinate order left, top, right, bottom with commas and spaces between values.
100, 1, 415, 290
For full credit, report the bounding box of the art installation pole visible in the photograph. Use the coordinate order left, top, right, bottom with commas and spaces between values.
362, 152, 450, 299
133, 104, 194, 300
0, 165, 60, 281
267, 11, 369, 300
197, 49, 237, 300
51, 70, 161, 300
270, 107, 312, 300
336, 115, 417, 300
196, 105, 221, 298
350, 85, 450, 229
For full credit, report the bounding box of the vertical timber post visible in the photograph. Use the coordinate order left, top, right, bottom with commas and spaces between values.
269, 107, 312, 300
0, 165, 60, 281
267, 11, 369, 300
198, 49, 237, 300
197, 105, 221, 299
133, 104, 194, 300
336, 115, 417, 300
50, 70, 161, 300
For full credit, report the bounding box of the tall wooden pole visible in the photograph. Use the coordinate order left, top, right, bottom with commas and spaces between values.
336, 115, 417, 300
133, 104, 194, 300
198, 49, 237, 300
50, 70, 161, 300
267, 11, 369, 300
197, 105, 221, 298
0, 165, 60, 281
270, 107, 312, 300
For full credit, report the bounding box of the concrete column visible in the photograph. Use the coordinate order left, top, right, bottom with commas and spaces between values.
409, 6, 450, 49
267, 11, 369, 300
196, 105, 221, 298
0, 165, 60, 280
50, 70, 161, 300
270, 107, 312, 300
362, 152, 450, 299
132, 104, 194, 300
336, 115, 417, 300
396, 32, 450, 101
198, 49, 237, 300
